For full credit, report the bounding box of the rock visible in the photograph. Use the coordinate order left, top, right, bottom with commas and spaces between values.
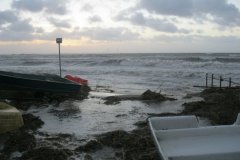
75, 139, 103, 153
125, 148, 159, 160
115, 151, 123, 159
22, 114, 44, 131
147, 112, 180, 117
84, 154, 93, 160
20, 147, 72, 160
96, 128, 159, 160
182, 88, 240, 125
0, 153, 7, 160
103, 90, 175, 105
104, 96, 121, 105
97, 130, 130, 148
79, 85, 91, 99
3, 130, 36, 154
115, 114, 127, 118
141, 90, 166, 101
45, 133, 75, 142
134, 121, 147, 128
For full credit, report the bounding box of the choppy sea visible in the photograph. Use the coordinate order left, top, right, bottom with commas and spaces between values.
1, 53, 240, 138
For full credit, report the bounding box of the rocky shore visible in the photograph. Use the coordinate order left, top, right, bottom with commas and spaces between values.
182, 87, 240, 125
1, 88, 240, 160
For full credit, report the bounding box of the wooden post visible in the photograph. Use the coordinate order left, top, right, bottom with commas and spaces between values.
229, 78, 232, 88
206, 73, 208, 88
220, 76, 222, 88
211, 74, 214, 87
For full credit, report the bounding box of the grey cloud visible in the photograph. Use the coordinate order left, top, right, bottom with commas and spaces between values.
81, 4, 93, 11
194, 0, 240, 26
0, 11, 18, 25
80, 28, 139, 41
154, 34, 240, 44
12, 0, 44, 12
35, 27, 44, 33
131, 13, 179, 33
138, 0, 240, 26
89, 15, 102, 23
116, 12, 190, 33
0, 18, 38, 41
139, 0, 193, 17
9, 19, 34, 32
12, 0, 68, 15
48, 17, 71, 28
0, 30, 33, 41
44, 0, 68, 15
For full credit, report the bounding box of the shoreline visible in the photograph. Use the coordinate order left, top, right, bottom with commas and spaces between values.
1, 87, 240, 160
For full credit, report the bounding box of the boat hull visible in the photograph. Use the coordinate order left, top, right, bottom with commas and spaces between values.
0, 71, 81, 94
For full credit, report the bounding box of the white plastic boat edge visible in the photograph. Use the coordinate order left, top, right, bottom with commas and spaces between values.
148, 113, 240, 160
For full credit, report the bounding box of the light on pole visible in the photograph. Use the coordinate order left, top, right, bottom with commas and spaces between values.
56, 38, 62, 77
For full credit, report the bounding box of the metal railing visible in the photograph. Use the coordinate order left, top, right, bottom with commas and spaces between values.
205, 73, 240, 88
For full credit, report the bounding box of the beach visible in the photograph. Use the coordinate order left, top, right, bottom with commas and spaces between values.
1, 53, 240, 160
1, 87, 240, 160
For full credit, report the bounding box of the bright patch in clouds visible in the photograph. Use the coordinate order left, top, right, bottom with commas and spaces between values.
0, 0, 240, 53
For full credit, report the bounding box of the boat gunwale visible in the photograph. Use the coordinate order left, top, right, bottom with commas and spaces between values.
0, 71, 80, 86
148, 117, 168, 160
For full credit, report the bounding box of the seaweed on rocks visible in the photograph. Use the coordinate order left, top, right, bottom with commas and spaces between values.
104, 96, 121, 105
1, 114, 43, 158
3, 130, 36, 155
21, 114, 44, 131
96, 126, 159, 160
20, 147, 72, 160
75, 140, 103, 153
0, 153, 7, 160
79, 85, 91, 99
141, 90, 166, 101
104, 89, 176, 105
147, 112, 181, 117
84, 154, 93, 160
182, 87, 240, 125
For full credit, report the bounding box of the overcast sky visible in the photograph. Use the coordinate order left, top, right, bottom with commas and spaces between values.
0, 0, 240, 54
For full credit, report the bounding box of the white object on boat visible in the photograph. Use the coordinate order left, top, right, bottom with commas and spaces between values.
0, 102, 24, 133
148, 114, 240, 160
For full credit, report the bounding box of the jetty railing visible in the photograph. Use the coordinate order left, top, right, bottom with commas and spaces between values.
205, 73, 240, 88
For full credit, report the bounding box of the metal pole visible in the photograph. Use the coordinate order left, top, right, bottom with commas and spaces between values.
58, 43, 62, 77
220, 76, 222, 88
229, 78, 232, 88
211, 74, 214, 87
206, 73, 208, 88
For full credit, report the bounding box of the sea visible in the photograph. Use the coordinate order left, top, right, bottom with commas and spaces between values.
1, 53, 240, 157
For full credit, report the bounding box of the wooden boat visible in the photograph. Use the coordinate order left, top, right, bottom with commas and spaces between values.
148, 114, 240, 160
0, 70, 81, 94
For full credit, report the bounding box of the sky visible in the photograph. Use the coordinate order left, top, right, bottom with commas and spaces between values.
0, 0, 240, 54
